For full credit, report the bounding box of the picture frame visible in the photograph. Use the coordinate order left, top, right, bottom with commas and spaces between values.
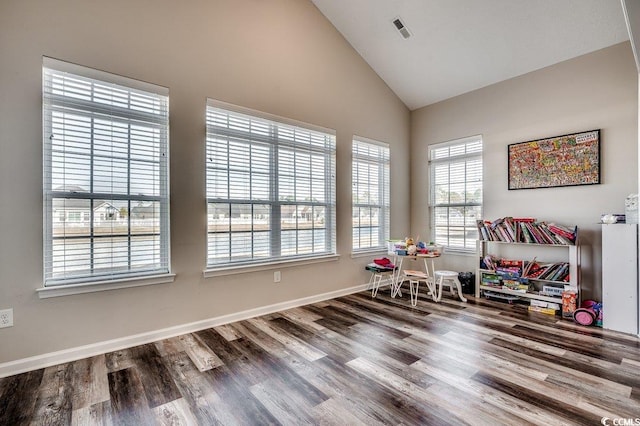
508, 129, 600, 190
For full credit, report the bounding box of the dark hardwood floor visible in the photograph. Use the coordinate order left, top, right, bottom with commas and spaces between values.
2, 288, 640, 425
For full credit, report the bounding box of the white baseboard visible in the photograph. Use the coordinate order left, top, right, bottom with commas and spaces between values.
0, 283, 372, 378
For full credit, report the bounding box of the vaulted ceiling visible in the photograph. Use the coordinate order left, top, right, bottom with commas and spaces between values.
311, 0, 630, 110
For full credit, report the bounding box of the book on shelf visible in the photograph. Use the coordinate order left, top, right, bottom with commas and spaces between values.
526, 266, 547, 279
512, 217, 536, 222
519, 222, 533, 243
550, 263, 569, 281
521, 262, 569, 282
503, 218, 516, 241
495, 267, 520, 279
480, 256, 569, 288
528, 306, 558, 315
500, 259, 522, 268
525, 222, 542, 244
480, 255, 497, 270
537, 223, 562, 245
481, 273, 501, 282
489, 217, 503, 229
502, 279, 530, 292
477, 217, 577, 245
497, 226, 511, 242
547, 223, 577, 241
477, 219, 502, 241
543, 262, 569, 281
521, 256, 537, 276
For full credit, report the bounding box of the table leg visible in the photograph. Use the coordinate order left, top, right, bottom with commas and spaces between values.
390, 255, 403, 298
422, 257, 436, 299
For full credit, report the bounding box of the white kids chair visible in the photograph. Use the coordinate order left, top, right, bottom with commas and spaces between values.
433, 270, 468, 302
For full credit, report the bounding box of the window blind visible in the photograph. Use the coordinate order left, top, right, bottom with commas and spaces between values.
429, 136, 482, 252
352, 138, 390, 251
43, 58, 170, 286
206, 100, 336, 266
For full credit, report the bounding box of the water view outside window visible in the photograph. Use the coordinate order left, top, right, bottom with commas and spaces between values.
352, 138, 390, 251
43, 59, 169, 285
205, 101, 336, 266
429, 136, 483, 252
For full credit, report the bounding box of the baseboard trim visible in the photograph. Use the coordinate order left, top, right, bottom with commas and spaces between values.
0, 283, 371, 378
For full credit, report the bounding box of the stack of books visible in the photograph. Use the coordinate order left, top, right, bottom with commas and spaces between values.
477, 217, 577, 245
525, 262, 570, 282
480, 272, 502, 289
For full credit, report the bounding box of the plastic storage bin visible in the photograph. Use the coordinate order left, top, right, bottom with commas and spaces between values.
458, 272, 475, 294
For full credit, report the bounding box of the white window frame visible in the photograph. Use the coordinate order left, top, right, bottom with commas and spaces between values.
352, 137, 390, 253
39, 58, 173, 298
204, 99, 337, 274
429, 135, 483, 253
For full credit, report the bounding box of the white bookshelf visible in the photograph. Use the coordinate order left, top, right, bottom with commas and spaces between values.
475, 239, 580, 306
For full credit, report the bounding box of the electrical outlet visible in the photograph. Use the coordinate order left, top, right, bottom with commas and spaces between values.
0, 309, 13, 328
274, 271, 281, 283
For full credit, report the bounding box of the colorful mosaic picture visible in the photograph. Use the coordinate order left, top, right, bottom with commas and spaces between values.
508, 130, 600, 190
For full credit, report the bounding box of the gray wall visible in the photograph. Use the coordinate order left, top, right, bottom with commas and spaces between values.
1, 1, 637, 366
0, 0, 411, 363
411, 42, 638, 301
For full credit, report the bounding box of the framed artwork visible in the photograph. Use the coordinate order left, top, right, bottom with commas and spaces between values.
508, 129, 600, 190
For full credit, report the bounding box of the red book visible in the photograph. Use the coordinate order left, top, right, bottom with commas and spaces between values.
513, 217, 536, 223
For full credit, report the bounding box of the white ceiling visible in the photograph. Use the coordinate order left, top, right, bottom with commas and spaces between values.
311, 0, 630, 110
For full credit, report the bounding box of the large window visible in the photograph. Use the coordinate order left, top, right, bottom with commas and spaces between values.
352, 138, 390, 251
429, 136, 482, 252
43, 58, 170, 286
205, 100, 336, 267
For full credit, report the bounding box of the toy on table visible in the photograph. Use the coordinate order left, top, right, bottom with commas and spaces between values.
389, 238, 442, 257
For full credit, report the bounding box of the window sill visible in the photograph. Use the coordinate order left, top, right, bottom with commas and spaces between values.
203, 254, 340, 278
443, 249, 476, 256
36, 273, 176, 299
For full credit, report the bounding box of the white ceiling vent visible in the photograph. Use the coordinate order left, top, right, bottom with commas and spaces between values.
392, 17, 412, 39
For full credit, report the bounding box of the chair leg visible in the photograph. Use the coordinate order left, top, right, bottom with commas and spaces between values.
391, 277, 403, 298
435, 275, 444, 302
409, 279, 419, 306
453, 277, 468, 302
371, 274, 382, 298
424, 278, 434, 297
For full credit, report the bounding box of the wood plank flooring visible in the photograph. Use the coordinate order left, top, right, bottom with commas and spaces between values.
2, 289, 640, 425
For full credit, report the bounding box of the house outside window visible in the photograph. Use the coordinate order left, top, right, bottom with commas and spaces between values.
67, 212, 81, 222
352, 137, 390, 252
205, 100, 336, 267
43, 58, 170, 287
429, 135, 482, 252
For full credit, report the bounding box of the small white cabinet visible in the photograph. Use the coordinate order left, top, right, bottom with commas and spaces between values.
601, 223, 638, 335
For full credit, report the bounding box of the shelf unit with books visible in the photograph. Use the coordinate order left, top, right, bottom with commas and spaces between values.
475, 218, 580, 311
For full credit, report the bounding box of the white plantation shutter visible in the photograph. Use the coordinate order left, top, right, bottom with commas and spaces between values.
43, 58, 170, 286
429, 136, 482, 252
206, 99, 336, 266
352, 138, 390, 251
